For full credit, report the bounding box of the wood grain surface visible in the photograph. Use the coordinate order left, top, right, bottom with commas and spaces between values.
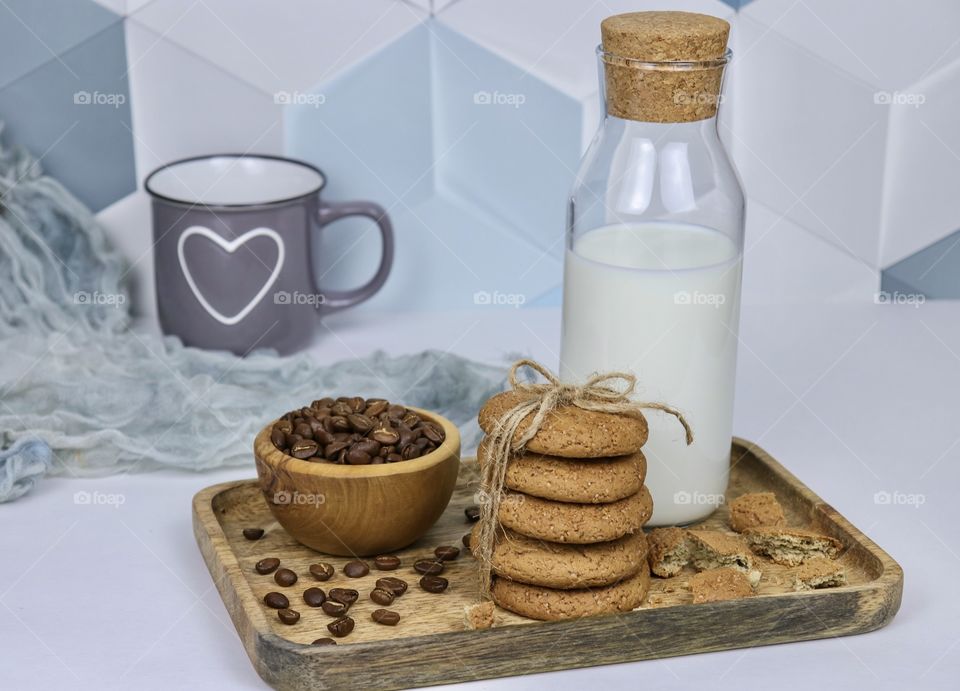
193, 438, 903, 690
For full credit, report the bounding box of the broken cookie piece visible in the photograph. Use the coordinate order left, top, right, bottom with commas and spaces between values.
744, 527, 842, 566
690, 567, 755, 604
687, 530, 754, 572
728, 492, 785, 533
648, 527, 690, 577
793, 556, 846, 591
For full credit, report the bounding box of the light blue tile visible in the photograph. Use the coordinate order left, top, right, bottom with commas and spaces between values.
431, 22, 581, 260
312, 192, 561, 312
284, 23, 435, 306
881, 229, 960, 299
0, 0, 119, 89
0, 22, 136, 211
283, 19, 568, 313
719, 0, 754, 9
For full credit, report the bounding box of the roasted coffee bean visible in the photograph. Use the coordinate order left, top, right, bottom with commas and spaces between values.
387, 404, 406, 420
324, 440, 350, 458
321, 600, 349, 617
328, 588, 359, 605
294, 422, 313, 439
349, 396, 366, 413
347, 413, 374, 433
278, 608, 300, 625
371, 425, 400, 445
373, 555, 401, 571
263, 592, 289, 609
309, 563, 334, 581
354, 438, 381, 456
371, 609, 400, 626
327, 616, 355, 638
313, 397, 335, 409
465, 506, 481, 522
375, 577, 408, 597
303, 587, 326, 607
385, 453, 403, 463
419, 575, 449, 593
413, 559, 444, 576
274, 568, 298, 587
255, 557, 280, 575
462, 533, 472, 549
345, 448, 373, 465
270, 428, 287, 448
421, 421, 444, 443
275, 419, 293, 434
343, 561, 370, 578
331, 402, 353, 417
290, 439, 318, 459
365, 400, 388, 417
434, 545, 460, 561
400, 444, 420, 461
401, 411, 421, 428
243, 527, 264, 541
312, 637, 337, 646
329, 416, 351, 433
370, 588, 395, 606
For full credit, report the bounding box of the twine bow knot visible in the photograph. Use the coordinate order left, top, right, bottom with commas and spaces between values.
475, 359, 693, 599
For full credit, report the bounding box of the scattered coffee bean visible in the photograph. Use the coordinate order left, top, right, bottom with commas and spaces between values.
328, 588, 359, 605
434, 545, 460, 561
373, 555, 401, 570
327, 616, 355, 638
375, 577, 408, 597
462, 533, 472, 549
274, 568, 298, 587
271, 398, 445, 463
414, 559, 445, 576
370, 588, 395, 606
343, 561, 370, 578
264, 592, 289, 609
278, 608, 300, 625
255, 557, 280, 575
309, 563, 334, 581
303, 587, 326, 607
242, 527, 264, 541
312, 638, 337, 646
321, 600, 349, 617
371, 609, 400, 626
465, 506, 481, 522
419, 575, 449, 593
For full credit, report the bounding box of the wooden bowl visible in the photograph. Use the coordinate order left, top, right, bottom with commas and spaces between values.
253, 407, 461, 556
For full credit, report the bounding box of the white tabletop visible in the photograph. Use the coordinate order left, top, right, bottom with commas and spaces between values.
1, 301, 957, 690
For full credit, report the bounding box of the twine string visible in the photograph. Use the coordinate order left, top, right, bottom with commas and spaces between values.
475, 359, 693, 599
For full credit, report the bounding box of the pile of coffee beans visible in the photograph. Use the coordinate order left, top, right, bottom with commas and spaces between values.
269, 397, 446, 465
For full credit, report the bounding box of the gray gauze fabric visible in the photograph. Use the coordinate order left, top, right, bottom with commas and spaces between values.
0, 135, 506, 502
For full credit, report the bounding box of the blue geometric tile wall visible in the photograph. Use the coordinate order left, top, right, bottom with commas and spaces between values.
0, 0, 135, 212
284, 19, 581, 312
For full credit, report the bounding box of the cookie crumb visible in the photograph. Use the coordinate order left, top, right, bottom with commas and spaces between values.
464, 602, 495, 630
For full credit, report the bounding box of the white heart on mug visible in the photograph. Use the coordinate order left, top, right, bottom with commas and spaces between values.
177, 225, 286, 326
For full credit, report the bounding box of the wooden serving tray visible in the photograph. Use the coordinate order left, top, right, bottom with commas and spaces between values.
193, 438, 903, 690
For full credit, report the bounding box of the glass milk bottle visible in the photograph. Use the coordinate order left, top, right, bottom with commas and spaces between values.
560, 12, 744, 525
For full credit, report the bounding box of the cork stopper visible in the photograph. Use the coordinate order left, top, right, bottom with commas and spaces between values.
600, 11, 730, 123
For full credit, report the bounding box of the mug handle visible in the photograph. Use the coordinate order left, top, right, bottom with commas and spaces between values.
313, 200, 394, 312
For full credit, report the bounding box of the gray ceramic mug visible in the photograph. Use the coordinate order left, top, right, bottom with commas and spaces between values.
146, 154, 393, 355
